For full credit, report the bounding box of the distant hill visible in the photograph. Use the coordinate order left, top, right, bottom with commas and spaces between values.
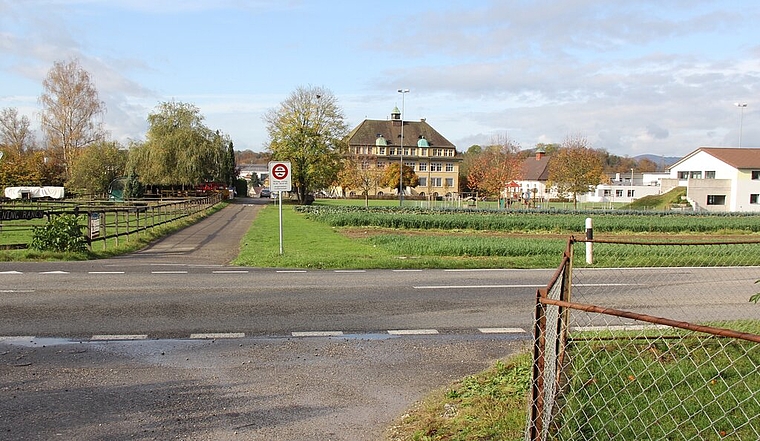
634, 154, 681, 168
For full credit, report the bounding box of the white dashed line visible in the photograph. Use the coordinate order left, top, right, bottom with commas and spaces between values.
0, 336, 35, 341
292, 331, 344, 337
91, 334, 148, 341
414, 284, 542, 289
151, 271, 188, 274
276, 270, 307, 273
334, 270, 366, 273
0, 271, 23, 274
0, 289, 34, 293
478, 327, 526, 334
388, 329, 439, 335
189, 332, 245, 339
88, 271, 125, 274
39, 271, 69, 274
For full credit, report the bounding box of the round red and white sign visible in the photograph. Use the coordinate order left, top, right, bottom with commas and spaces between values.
272, 163, 289, 180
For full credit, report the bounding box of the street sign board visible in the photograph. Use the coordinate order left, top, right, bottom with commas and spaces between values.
268, 161, 292, 192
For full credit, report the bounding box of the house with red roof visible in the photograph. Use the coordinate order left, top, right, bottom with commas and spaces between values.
667, 147, 760, 212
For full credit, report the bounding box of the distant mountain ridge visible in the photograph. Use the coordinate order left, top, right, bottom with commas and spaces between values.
634, 154, 681, 168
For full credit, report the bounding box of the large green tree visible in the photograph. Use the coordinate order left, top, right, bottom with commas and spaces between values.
68, 140, 127, 197
264, 85, 348, 203
547, 135, 605, 209
380, 162, 419, 194
129, 101, 228, 187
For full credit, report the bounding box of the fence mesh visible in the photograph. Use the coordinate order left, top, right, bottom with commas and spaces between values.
527, 239, 760, 441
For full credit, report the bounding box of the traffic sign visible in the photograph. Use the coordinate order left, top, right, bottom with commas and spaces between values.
268, 161, 292, 192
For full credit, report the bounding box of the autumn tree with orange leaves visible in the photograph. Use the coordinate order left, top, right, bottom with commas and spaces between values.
466, 137, 522, 197
547, 135, 605, 209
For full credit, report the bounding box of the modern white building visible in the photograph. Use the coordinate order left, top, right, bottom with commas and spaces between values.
582, 171, 670, 205
664, 147, 760, 212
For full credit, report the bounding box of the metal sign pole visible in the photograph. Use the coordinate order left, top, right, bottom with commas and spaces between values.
279, 191, 284, 255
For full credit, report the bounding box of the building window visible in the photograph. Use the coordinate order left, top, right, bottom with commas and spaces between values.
690, 171, 702, 179
418, 177, 427, 187
445, 163, 454, 172
753, 171, 760, 180
431, 177, 442, 187
705, 171, 715, 179
418, 162, 427, 172
751, 194, 760, 204
420, 148, 427, 156
627, 189, 635, 198
603, 189, 612, 197
678, 171, 689, 179
445, 178, 454, 187
404, 161, 415, 170
378, 147, 385, 155
431, 163, 442, 172
432, 148, 444, 156
707, 195, 726, 205
615, 189, 624, 197
377, 161, 386, 168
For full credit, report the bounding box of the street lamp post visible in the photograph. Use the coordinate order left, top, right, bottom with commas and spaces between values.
397, 88, 409, 206
735, 103, 748, 147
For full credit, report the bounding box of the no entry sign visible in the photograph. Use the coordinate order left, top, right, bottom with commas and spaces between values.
268, 161, 292, 192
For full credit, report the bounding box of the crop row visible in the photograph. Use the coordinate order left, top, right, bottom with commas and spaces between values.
294, 206, 760, 234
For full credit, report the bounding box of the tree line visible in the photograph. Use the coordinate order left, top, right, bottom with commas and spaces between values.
1, 65, 670, 204
0, 59, 236, 198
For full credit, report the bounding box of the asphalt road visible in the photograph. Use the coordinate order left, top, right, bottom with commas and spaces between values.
0, 198, 534, 441
2, 198, 757, 440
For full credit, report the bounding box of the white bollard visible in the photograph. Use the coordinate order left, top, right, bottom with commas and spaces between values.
585, 217, 593, 265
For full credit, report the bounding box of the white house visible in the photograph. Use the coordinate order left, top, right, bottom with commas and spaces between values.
582, 171, 670, 205
666, 147, 760, 212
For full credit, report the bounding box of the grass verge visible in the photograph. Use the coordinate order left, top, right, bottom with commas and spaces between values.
386, 352, 532, 441
232, 205, 569, 269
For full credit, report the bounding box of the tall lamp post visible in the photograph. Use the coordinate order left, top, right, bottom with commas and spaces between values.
735, 102, 748, 147
397, 88, 409, 206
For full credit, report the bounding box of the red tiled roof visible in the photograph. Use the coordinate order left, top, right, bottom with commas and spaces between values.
672, 147, 760, 169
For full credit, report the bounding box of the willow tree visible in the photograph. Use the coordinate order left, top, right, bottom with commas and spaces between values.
130, 101, 228, 187
264, 86, 347, 203
39, 59, 106, 180
547, 135, 605, 209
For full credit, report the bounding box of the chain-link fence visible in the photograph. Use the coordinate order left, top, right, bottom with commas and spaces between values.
527, 238, 760, 441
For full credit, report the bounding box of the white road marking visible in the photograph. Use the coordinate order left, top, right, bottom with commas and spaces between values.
212, 270, 249, 274
277, 270, 307, 273
0, 289, 34, 293
0, 271, 23, 274
190, 332, 245, 339
151, 271, 188, 274
88, 271, 125, 274
0, 336, 35, 341
39, 271, 69, 274
91, 334, 148, 341
388, 329, 439, 335
414, 284, 543, 289
478, 327, 526, 334
292, 331, 344, 337
334, 270, 366, 273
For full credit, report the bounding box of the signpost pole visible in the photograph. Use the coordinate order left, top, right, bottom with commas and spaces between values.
278, 191, 283, 255
268, 161, 292, 256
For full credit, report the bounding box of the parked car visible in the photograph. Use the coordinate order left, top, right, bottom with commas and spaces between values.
259, 188, 271, 198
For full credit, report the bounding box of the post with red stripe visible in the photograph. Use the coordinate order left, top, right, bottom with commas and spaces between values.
268, 161, 292, 255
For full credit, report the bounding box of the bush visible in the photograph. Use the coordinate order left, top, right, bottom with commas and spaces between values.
30, 214, 87, 253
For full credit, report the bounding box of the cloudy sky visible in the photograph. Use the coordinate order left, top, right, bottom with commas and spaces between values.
1, 0, 758, 158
